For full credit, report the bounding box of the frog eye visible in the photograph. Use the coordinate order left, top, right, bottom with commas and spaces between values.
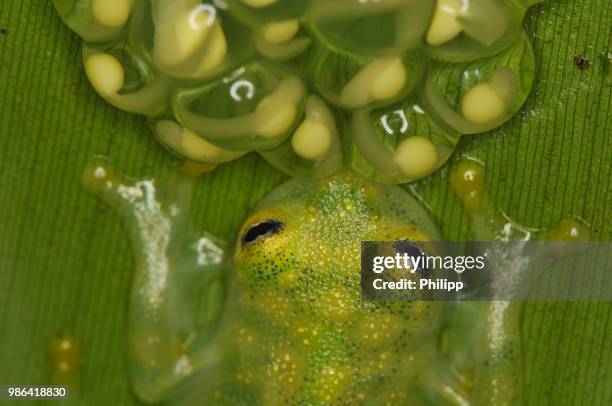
241, 219, 284, 246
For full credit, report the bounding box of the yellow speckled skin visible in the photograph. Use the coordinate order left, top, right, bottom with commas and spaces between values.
214, 172, 443, 404
85, 162, 556, 405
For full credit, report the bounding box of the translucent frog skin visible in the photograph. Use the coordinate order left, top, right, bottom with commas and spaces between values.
82, 160, 586, 405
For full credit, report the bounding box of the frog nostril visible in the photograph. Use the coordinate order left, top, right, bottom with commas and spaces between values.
242, 219, 284, 245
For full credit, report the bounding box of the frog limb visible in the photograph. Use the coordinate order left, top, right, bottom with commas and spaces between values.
417, 348, 471, 405
447, 160, 589, 404
445, 160, 524, 405
83, 159, 225, 403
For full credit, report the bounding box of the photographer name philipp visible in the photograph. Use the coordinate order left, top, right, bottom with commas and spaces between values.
369, 252, 487, 293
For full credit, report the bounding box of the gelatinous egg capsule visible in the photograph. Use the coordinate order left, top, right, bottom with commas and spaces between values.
174, 61, 306, 151
49, 334, 79, 387
424, 0, 526, 62
54, 0, 540, 182
255, 19, 311, 61
241, 0, 280, 8
307, 0, 435, 56
340, 58, 408, 109
261, 19, 300, 44
129, 0, 253, 81
153, 119, 247, 165
260, 95, 343, 178
423, 31, 535, 134
350, 100, 460, 183
83, 44, 169, 116
225, 0, 309, 25
226, 1, 310, 62
53, 0, 135, 44
460, 68, 516, 125
305, 42, 424, 110
448, 159, 487, 211
541, 218, 591, 241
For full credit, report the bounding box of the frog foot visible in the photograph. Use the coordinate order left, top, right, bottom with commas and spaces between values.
82, 158, 226, 403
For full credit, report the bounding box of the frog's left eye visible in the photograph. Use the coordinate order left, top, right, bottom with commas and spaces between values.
241, 219, 284, 246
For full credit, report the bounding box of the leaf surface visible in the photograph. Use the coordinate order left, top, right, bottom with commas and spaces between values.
0, 1, 610, 404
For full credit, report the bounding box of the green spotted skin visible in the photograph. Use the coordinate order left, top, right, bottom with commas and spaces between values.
83, 160, 581, 405
218, 173, 442, 404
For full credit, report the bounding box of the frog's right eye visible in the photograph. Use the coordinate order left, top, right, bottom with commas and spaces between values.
241, 219, 284, 245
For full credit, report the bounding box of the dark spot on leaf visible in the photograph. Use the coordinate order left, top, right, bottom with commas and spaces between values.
574, 55, 590, 70
0, 27, 9, 35
242, 219, 283, 245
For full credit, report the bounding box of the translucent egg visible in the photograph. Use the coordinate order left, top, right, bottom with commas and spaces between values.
53, 0, 539, 183
350, 99, 460, 183
422, 32, 535, 134
423, 0, 536, 62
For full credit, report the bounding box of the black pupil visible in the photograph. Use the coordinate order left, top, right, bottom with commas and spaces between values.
242, 220, 283, 245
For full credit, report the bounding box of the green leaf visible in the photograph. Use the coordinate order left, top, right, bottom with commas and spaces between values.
0, 1, 610, 405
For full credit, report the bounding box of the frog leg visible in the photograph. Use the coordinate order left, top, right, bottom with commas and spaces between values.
445, 159, 590, 404
415, 347, 472, 405
443, 159, 528, 405
83, 159, 226, 403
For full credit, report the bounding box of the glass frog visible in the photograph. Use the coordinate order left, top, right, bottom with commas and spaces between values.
80, 158, 587, 405
54, 0, 543, 183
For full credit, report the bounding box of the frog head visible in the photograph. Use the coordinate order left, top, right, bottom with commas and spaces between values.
233, 171, 442, 324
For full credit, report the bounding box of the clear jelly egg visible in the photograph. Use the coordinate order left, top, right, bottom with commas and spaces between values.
54, 0, 539, 183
